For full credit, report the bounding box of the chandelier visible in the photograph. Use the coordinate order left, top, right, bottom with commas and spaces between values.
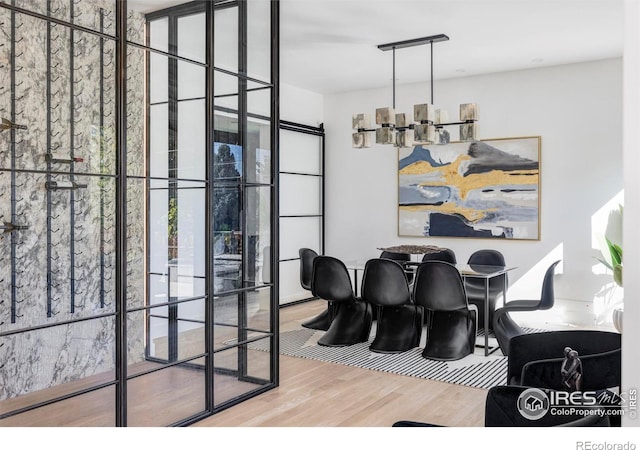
352, 34, 478, 148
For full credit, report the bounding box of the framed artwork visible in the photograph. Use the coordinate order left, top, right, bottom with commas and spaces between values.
398, 136, 541, 240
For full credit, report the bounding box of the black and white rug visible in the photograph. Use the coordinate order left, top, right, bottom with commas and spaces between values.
250, 326, 545, 390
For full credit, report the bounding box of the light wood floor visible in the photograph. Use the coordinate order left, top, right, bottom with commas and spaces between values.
0, 299, 489, 427
192, 299, 488, 427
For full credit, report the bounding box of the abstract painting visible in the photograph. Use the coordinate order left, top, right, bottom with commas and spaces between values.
398, 137, 540, 239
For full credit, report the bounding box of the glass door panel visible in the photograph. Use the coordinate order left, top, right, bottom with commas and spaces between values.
278, 124, 324, 305
0, 0, 278, 426
213, 5, 238, 73
126, 365, 206, 427
279, 216, 322, 261
247, 0, 271, 83
0, 319, 116, 419
0, 5, 119, 424
0, 386, 116, 426
280, 130, 322, 175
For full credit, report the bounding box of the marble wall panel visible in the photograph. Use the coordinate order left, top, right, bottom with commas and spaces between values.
0, 2, 145, 401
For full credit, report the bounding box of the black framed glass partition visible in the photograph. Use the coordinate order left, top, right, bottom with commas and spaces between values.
278, 121, 324, 305
0, 0, 279, 427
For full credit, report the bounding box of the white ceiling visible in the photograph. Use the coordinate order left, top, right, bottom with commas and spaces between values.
280, 0, 624, 94
129, 0, 625, 95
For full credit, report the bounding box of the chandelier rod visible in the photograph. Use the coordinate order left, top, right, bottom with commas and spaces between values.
393, 47, 396, 109
430, 40, 434, 105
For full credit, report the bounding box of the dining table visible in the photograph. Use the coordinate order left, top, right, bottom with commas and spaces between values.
345, 258, 516, 356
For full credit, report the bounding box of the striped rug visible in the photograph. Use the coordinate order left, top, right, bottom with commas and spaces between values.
250, 326, 545, 390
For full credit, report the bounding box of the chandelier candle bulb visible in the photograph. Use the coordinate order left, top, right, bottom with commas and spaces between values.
352, 131, 372, 148
396, 129, 414, 148
460, 123, 477, 141
352, 113, 371, 130
435, 109, 449, 125
435, 128, 451, 145
395, 113, 410, 128
414, 123, 436, 144
414, 103, 436, 123
376, 127, 396, 145
460, 103, 478, 121
375, 107, 396, 125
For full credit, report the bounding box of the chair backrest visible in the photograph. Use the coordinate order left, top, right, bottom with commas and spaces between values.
380, 251, 410, 262
412, 261, 468, 311
311, 256, 354, 303
298, 248, 318, 291
421, 248, 457, 264
468, 249, 505, 266
361, 258, 410, 307
466, 249, 507, 289
538, 260, 561, 310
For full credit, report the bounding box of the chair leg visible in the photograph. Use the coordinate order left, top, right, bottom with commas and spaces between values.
493, 310, 525, 356
318, 300, 372, 347
422, 309, 475, 361
370, 305, 423, 354
301, 302, 335, 331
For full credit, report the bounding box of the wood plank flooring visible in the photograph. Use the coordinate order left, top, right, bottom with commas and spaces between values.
192, 299, 488, 427
0, 299, 489, 427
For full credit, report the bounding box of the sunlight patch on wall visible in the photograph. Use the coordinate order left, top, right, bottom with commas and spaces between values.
508, 243, 564, 300
591, 189, 624, 276
505, 244, 565, 328
591, 189, 624, 321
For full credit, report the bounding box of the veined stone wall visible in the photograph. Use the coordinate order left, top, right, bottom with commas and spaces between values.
0, 0, 146, 401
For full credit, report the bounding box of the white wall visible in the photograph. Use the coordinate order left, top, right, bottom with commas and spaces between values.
280, 82, 324, 125
323, 58, 623, 327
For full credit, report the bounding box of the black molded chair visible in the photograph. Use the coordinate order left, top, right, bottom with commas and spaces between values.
380, 251, 413, 284
412, 261, 477, 361
505, 330, 621, 391
405, 249, 458, 324
380, 251, 410, 262
421, 248, 457, 264
299, 248, 335, 331
361, 258, 423, 353
464, 249, 506, 332
311, 256, 373, 347
299, 248, 317, 292
493, 260, 561, 355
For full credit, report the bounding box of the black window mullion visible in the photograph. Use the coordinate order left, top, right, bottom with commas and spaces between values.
270, 0, 281, 386
115, 0, 128, 428
237, 0, 248, 381
206, 0, 215, 413
167, 13, 179, 363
